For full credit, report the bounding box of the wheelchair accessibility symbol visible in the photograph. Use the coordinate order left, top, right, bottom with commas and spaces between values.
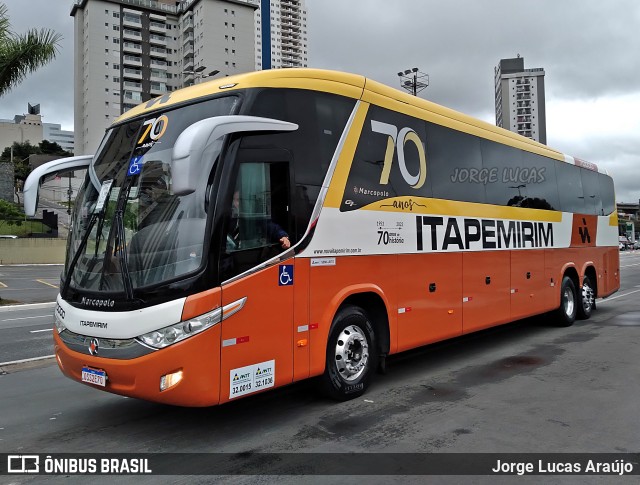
278, 265, 294, 286
127, 156, 142, 177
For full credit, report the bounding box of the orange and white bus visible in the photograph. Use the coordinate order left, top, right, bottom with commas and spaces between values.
24, 69, 619, 406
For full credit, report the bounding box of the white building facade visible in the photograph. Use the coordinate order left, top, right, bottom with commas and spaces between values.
70, 0, 259, 156
43, 123, 75, 153
0, 113, 43, 154
0, 114, 74, 155
494, 56, 546, 144
255, 0, 307, 70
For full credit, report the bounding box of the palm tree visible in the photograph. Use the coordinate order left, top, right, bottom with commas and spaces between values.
0, 3, 61, 97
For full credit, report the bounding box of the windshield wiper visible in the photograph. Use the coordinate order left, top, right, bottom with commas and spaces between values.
114, 207, 134, 299
61, 211, 100, 300
100, 179, 134, 300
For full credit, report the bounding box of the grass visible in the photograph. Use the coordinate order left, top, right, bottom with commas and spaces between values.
0, 220, 53, 237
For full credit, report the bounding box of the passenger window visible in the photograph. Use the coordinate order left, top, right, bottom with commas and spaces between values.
428, 123, 484, 204
221, 160, 291, 280
556, 161, 586, 213
598, 174, 615, 215
580, 168, 602, 215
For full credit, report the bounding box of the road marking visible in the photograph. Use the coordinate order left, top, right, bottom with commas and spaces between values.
620, 263, 640, 268
2, 315, 51, 322
36, 279, 59, 288
0, 355, 55, 366
0, 281, 6, 288
0, 302, 55, 312
599, 288, 640, 303
29, 328, 53, 334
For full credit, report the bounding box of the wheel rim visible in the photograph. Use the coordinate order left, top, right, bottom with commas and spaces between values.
582, 282, 594, 313
563, 286, 575, 317
334, 324, 369, 381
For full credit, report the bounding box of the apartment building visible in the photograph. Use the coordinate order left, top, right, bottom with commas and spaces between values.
70, 0, 258, 155
43, 124, 75, 153
494, 56, 547, 144
255, 0, 308, 69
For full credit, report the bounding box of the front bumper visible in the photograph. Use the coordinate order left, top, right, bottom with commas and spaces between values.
53, 325, 221, 407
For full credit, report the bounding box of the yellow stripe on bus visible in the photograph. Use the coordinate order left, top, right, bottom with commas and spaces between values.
356, 196, 563, 222
609, 212, 618, 226
324, 102, 370, 208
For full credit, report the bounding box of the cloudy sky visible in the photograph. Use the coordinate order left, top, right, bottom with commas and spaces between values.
2, 0, 639, 202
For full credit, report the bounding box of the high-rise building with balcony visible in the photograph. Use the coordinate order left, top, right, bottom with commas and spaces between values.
255, 0, 307, 69
494, 56, 546, 144
70, 0, 258, 155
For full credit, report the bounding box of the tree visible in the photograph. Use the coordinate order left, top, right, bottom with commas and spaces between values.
0, 3, 61, 97
0, 139, 72, 185
0, 199, 23, 229
0, 140, 38, 183
39, 139, 72, 156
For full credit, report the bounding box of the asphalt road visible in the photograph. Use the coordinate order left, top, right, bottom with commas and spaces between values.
0, 253, 639, 483
0, 265, 62, 305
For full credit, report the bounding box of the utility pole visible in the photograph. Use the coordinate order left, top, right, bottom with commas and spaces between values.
67, 172, 72, 224
397, 67, 429, 96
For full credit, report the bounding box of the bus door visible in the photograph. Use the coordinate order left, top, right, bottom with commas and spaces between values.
218, 148, 295, 403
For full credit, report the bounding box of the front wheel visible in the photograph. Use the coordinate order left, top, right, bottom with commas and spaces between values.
577, 275, 595, 320
555, 276, 577, 327
320, 305, 377, 401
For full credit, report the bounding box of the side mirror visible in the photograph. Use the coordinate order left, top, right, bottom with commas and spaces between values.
23, 155, 93, 217
171, 115, 298, 195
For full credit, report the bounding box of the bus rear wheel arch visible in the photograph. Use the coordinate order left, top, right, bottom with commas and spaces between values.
320, 305, 378, 401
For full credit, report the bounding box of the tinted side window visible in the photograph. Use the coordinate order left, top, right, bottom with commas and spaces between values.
342, 105, 431, 211
517, 151, 560, 210
480, 139, 523, 206
580, 168, 602, 215
242, 88, 356, 186
220, 160, 291, 281
242, 88, 355, 239
599, 173, 615, 215
428, 123, 484, 204
556, 161, 585, 213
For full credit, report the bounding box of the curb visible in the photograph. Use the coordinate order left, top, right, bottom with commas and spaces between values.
0, 355, 56, 374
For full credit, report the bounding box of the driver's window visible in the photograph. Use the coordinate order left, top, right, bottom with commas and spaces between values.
222, 161, 290, 280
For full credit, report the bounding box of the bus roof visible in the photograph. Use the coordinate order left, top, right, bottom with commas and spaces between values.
115, 68, 600, 171
115, 69, 366, 123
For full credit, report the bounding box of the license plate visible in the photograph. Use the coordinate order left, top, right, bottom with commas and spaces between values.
82, 367, 106, 387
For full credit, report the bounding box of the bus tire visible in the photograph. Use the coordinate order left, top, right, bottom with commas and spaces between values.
320, 305, 377, 401
556, 276, 577, 327
577, 275, 595, 320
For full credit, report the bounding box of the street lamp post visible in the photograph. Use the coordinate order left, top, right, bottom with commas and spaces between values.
397, 67, 429, 96
182, 66, 220, 86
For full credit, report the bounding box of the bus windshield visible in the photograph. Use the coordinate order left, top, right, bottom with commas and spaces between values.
64, 95, 239, 295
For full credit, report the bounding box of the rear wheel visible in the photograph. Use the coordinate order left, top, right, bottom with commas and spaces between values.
320, 305, 377, 401
555, 276, 577, 326
577, 275, 595, 320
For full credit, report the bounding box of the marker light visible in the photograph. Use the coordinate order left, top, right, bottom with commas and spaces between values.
160, 370, 183, 391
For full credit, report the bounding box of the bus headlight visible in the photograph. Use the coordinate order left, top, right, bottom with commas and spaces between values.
136, 307, 223, 349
